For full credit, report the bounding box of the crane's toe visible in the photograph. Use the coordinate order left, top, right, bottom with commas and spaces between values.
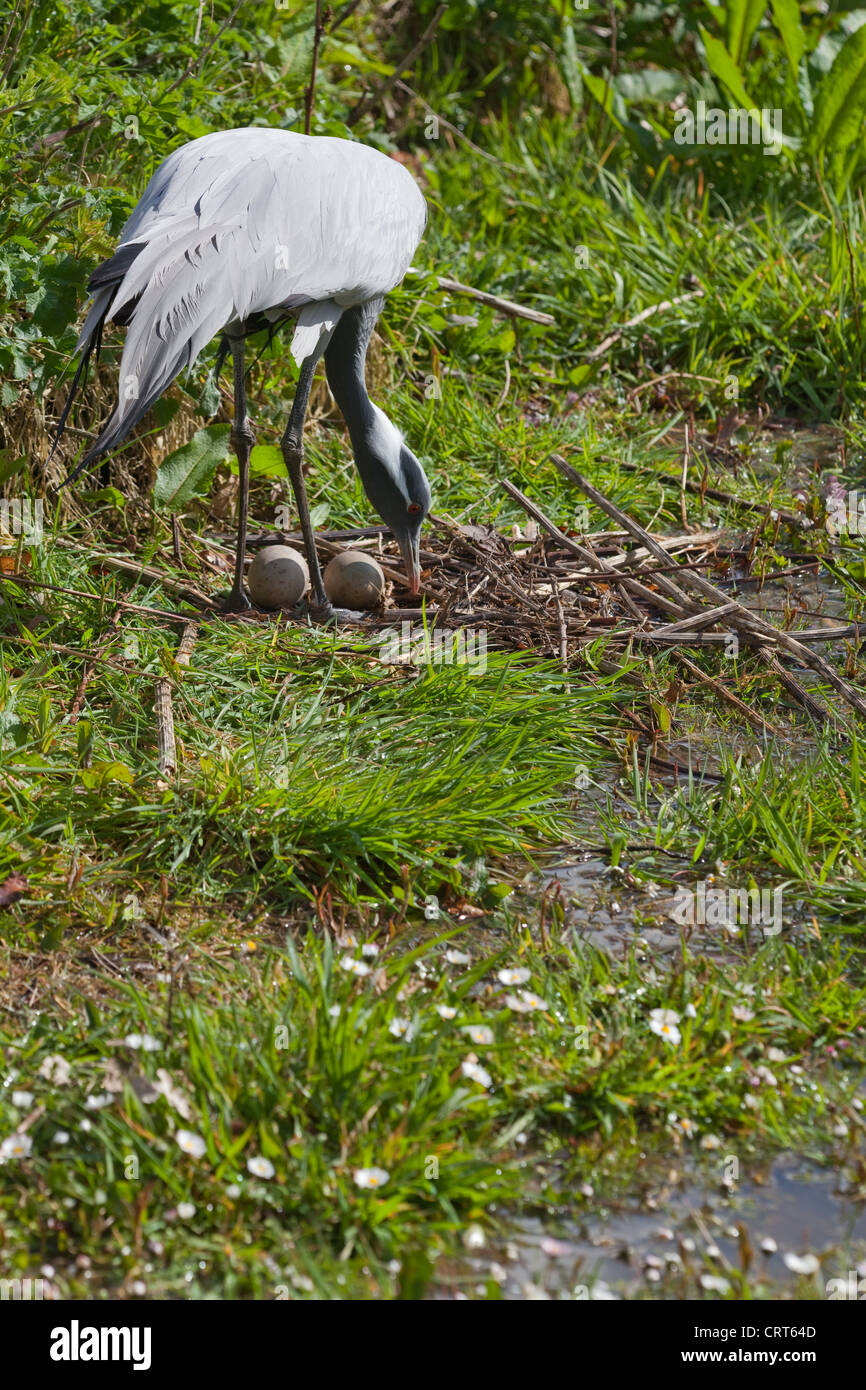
219, 589, 253, 614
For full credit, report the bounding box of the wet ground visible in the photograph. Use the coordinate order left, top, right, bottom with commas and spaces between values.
434, 1153, 866, 1299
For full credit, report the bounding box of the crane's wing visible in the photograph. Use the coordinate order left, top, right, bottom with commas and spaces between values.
63, 130, 426, 472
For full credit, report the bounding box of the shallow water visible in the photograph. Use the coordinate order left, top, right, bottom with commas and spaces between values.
433, 1154, 866, 1300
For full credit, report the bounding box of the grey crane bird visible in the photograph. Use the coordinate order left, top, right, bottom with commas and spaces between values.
54, 128, 432, 614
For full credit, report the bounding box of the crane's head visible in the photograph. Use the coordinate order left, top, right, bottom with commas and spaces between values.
357, 409, 431, 595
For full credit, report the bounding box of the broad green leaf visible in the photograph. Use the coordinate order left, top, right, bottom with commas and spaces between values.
811, 23, 866, 157
699, 26, 754, 108
725, 0, 768, 66
153, 423, 231, 509
769, 0, 805, 71
227, 444, 287, 479
79, 760, 135, 789
0, 449, 27, 483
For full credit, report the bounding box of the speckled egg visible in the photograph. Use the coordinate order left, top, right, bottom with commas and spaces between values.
323, 550, 386, 609
247, 545, 309, 609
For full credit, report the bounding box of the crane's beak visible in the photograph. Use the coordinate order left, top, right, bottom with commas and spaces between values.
398, 532, 421, 596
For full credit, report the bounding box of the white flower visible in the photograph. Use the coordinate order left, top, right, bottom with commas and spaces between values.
435, 1004, 457, 1020
649, 1009, 681, 1045
124, 1033, 160, 1052
732, 1005, 754, 1022
53, 1130, 70, 1145
39, 1055, 71, 1085
461, 1060, 492, 1089
672, 1116, 696, 1138
497, 967, 530, 986
389, 1018, 414, 1039
354, 1167, 389, 1190
464, 1025, 494, 1045
700, 1134, 722, 1150
177, 1202, 196, 1220
463, 1223, 486, 1250
360, 943, 379, 957
247, 1156, 275, 1179
766, 1046, 786, 1062
340, 955, 371, 977
504, 993, 531, 1013
752, 1066, 777, 1087
0, 1132, 32, 1160
328, 1004, 341, 1017
783, 1252, 819, 1275
760, 1237, 778, 1255
684, 1003, 697, 1018
335, 932, 357, 949
700, 1274, 731, 1294
10, 1088, 34, 1108
176, 1130, 207, 1159
85, 1092, 111, 1110
518, 991, 547, 1011
445, 949, 471, 966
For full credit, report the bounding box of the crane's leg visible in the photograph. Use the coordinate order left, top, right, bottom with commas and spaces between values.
281, 352, 332, 618
225, 335, 253, 613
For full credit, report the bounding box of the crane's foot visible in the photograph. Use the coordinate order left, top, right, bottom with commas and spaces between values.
218, 588, 252, 614
306, 597, 370, 626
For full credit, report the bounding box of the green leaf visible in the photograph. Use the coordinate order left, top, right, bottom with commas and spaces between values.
811, 23, 866, 158
699, 26, 754, 108
769, 0, 805, 72
250, 444, 287, 478
0, 449, 27, 483
725, 0, 768, 66
79, 760, 135, 789
153, 424, 231, 509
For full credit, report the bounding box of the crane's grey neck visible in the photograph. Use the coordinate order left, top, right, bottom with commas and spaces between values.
324, 298, 404, 488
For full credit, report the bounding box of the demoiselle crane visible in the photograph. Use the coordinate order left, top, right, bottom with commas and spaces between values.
54, 128, 432, 615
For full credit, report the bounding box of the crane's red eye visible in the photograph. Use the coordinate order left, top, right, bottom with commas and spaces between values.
407, 502, 422, 516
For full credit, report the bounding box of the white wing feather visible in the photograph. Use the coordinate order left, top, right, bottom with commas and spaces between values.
82, 130, 426, 451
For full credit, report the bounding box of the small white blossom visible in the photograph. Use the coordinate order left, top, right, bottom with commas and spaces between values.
0, 1132, 32, 1160
177, 1202, 196, 1220
461, 1060, 493, 1089
518, 990, 547, 1011
11, 1090, 34, 1108
649, 1009, 681, 1045
464, 1025, 494, 1045
39, 1055, 71, 1085
340, 955, 371, 977
783, 1252, 819, 1275
700, 1274, 731, 1294
354, 1167, 389, 1190
247, 1156, 275, 1179
176, 1130, 207, 1159
445, 949, 471, 966
435, 1004, 457, 1020
124, 1033, 161, 1052
497, 967, 530, 986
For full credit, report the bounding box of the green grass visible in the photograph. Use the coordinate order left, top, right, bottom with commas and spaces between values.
2, 0, 866, 1300
1, 918, 863, 1298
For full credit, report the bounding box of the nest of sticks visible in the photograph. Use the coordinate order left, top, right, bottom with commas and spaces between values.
233, 452, 862, 736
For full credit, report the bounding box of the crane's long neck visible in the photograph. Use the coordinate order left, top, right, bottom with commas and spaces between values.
324, 298, 400, 477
